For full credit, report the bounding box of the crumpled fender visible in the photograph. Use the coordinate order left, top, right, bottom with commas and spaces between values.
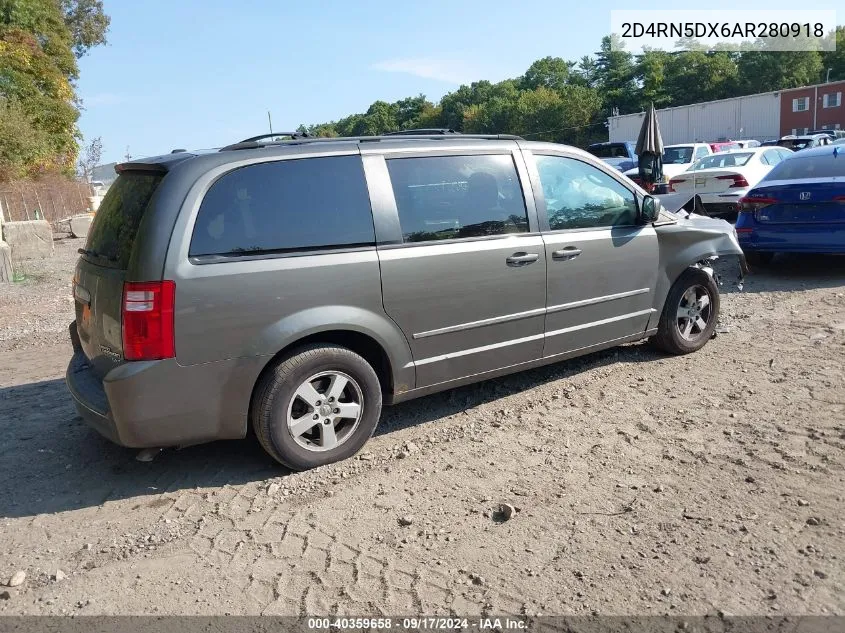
648, 212, 747, 325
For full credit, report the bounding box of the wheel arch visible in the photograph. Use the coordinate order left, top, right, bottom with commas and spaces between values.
247, 322, 414, 432
650, 220, 741, 327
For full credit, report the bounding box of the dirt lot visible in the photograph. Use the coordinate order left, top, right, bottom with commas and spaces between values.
0, 237, 843, 616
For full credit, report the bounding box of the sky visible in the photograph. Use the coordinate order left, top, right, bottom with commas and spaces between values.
77, 0, 841, 164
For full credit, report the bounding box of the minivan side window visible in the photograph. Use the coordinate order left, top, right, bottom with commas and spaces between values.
189, 155, 374, 257
385, 154, 529, 243
535, 155, 638, 230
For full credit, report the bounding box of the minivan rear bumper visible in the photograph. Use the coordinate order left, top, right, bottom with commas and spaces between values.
66, 321, 262, 448
66, 348, 122, 444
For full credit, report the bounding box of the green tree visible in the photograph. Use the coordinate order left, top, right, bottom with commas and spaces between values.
461, 80, 520, 133
521, 56, 573, 92
60, 0, 109, 57
594, 34, 637, 115
358, 100, 398, 135
439, 80, 499, 130
394, 94, 435, 129
0, 97, 52, 179
635, 49, 671, 110
821, 26, 845, 83
736, 39, 823, 94
664, 49, 739, 106
0, 0, 109, 180
573, 55, 599, 88
511, 85, 602, 146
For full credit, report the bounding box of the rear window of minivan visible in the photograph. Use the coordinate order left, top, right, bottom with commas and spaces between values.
85, 171, 164, 269
189, 155, 374, 258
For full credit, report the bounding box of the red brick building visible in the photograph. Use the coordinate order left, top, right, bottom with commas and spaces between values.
780, 80, 845, 136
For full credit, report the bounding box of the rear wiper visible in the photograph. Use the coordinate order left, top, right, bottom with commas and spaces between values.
78, 248, 118, 262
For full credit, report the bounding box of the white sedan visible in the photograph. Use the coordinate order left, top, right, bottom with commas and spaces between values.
667, 147, 794, 218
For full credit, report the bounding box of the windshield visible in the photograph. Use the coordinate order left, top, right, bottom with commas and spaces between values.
663, 147, 694, 164
689, 152, 754, 171
762, 153, 845, 180
588, 144, 630, 159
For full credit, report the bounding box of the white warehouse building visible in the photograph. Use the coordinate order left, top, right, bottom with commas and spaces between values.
607, 91, 782, 144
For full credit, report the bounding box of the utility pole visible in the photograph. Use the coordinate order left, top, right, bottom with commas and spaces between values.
125, 146, 131, 162
268, 111, 273, 136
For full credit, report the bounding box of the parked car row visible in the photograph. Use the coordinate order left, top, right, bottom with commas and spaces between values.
601, 137, 802, 219
777, 134, 835, 151
668, 147, 794, 218
599, 133, 844, 265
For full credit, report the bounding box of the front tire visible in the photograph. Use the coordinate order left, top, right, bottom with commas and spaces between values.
251, 344, 382, 471
651, 268, 720, 355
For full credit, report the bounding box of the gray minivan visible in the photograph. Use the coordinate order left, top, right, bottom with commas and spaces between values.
67, 132, 743, 470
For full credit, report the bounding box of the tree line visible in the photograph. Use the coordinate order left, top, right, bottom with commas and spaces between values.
0, 0, 109, 182
298, 30, 845, 146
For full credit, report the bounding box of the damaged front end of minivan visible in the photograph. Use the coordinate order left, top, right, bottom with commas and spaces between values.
651, 192, 748, 298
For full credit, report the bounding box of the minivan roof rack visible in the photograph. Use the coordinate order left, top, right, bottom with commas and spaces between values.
240, 132, 309, 143
382, 128, 459, 136
219, 132, 523, 152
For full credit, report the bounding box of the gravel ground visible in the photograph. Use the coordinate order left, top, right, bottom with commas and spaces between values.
0, 236, 78, 351
0, 239, 843, 617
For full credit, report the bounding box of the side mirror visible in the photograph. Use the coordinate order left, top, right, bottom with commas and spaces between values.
640, 195, 659, 224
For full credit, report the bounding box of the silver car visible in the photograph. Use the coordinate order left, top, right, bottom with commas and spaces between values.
66, 131, 743, 470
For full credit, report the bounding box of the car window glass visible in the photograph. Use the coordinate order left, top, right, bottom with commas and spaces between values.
778, 138, 813, 150
664, 147, 694, 164
86, 172, 164, 269
189, 155, 374, 257
695, 146, 710, 159
691, 153, 753, 170
763, 154, 845, 181
385, 154, 528, 243
535, 155, 637, 230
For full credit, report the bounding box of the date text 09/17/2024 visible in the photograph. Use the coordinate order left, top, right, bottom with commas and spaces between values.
306, 617, 528, 630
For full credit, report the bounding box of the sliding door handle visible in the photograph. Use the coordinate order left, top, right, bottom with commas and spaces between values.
552, 247, 582, 260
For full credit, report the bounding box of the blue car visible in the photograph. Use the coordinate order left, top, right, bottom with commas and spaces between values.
736, 145, 845, 265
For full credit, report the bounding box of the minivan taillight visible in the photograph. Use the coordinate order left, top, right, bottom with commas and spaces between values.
122, 281, 175, 361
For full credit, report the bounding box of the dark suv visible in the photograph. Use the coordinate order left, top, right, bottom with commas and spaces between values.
67, 131, 743, 470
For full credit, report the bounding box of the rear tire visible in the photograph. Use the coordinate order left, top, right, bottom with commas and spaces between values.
744, 250, 774, 267
251, 344, 382, 471
651, 268, 720, 355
